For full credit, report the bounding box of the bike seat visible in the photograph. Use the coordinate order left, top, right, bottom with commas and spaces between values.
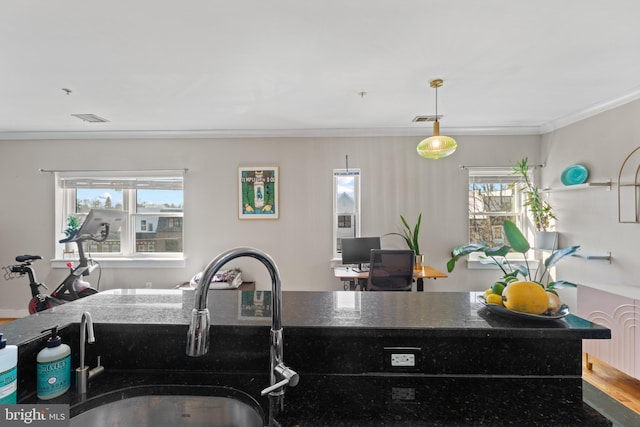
16, 255, 43, 263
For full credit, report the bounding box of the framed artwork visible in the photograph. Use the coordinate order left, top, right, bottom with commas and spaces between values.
238, 166, 279, 219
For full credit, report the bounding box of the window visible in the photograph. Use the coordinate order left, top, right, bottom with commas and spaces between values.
466, 166, 542, 272
467, 167, 525, 246
333, 169, 361, 260
55, 170, 184, 261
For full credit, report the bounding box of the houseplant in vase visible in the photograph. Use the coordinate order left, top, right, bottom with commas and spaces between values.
512, 157, 557, 250
386, 213, 423, 271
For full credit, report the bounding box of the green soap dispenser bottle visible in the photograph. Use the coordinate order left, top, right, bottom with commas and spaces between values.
37, 326, 71, 400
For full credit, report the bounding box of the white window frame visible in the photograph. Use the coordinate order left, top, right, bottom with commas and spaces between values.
332, 168, 361, 262
466, 167, 538, 270
52, 170, 186, 269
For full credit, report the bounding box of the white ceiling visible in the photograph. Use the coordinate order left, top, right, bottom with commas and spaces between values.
2, 0, 640, 140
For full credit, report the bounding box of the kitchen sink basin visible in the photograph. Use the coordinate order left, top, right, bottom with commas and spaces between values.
70, 385, 264, 427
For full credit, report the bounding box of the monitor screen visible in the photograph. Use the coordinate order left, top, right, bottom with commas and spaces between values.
341, 237, 381, 266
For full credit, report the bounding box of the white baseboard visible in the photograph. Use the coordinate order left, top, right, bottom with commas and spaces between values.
0, 309, 29, 319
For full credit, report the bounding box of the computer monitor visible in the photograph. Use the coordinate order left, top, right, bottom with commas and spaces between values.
341, 237, 381, 271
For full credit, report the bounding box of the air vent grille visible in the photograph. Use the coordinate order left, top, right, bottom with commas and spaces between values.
412, 115, 442, 123
71, 114, 110, 123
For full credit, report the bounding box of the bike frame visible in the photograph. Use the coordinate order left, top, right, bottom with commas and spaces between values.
8, 221, 112, 312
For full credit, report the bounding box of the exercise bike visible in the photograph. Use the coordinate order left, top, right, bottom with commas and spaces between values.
3, 209, 125, 314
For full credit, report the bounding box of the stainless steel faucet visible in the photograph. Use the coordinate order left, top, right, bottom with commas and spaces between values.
76, 311, 104, 394
186, 247, 298, 404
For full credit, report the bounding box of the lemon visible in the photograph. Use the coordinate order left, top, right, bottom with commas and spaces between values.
491, 282, 505, 296
484, 288, 494, 298
486, 294, 504, 306
502, 281, 548, 314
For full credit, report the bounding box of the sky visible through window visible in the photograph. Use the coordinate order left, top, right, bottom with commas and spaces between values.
77, 189, 184, 208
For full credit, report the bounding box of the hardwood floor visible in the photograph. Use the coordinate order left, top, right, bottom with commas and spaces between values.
2, 317, 638, 415
583, 352, 640, 415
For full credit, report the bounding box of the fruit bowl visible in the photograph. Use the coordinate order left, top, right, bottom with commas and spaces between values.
477, 295, 570, 321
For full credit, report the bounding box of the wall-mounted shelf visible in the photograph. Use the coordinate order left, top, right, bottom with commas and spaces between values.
543, 179, 612, 192
572, 251, 612, 263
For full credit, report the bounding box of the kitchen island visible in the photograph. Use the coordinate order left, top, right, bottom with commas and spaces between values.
2, 289, 635, 426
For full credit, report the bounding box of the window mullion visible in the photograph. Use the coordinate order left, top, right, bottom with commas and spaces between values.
122, 189, 135, 256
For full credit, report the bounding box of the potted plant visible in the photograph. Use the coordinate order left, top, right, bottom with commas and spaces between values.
386, 213, 423, 270
447, 219, 579, 293
512, 157, 557, 249
63, 216, 80, 252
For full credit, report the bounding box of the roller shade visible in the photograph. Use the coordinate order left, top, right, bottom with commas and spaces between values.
56, 170, 184, 190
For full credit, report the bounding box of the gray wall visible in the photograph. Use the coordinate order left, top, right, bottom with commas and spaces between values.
541, 98, 640, 309
4, 99, 638, 318
0, 134, 539, 316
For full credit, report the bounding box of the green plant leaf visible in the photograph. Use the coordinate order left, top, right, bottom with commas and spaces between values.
503, 220, 530, 254
548, 280, 578, 288
484, 245, 511, 257
544, 246, 580, 269
387, 232, 413, 251
412, 213, 422, 254
450, 242, 488, 258
390, 213, 422, 254
446, 242, 488, 272
513, 264, 529, 278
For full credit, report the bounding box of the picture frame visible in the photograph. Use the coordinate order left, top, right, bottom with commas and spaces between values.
238, 166, 279, 219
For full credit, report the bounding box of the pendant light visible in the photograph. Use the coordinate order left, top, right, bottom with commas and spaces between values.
416, 79, 457, 159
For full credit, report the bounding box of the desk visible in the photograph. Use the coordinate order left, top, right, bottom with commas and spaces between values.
334, 266, 447, 291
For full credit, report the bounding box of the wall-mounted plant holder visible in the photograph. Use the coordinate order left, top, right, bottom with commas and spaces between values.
618, 146, 640, 223
535, 231, 558, 250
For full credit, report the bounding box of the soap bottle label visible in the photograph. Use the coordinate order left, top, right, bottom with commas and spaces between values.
0, 366, 17, 404
37, 355, 70, 398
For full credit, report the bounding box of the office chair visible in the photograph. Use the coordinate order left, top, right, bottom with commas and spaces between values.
366, 249, 415, 291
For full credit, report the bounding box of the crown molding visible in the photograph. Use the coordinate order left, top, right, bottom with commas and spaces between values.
1, 92, 639, 141
0, 125, 542, 141
540, 87, 640, 134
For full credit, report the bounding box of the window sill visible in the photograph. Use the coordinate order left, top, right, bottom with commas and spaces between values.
51, 257, 186, 269
467, 256, 539, 271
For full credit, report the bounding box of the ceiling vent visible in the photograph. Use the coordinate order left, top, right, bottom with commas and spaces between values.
71, 114, 110, 123
412, 115, 442, 123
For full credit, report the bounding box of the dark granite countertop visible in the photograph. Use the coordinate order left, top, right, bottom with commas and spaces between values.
2, 289, 631, 426
1, 289, 610, 345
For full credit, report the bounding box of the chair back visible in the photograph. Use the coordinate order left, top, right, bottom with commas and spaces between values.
367, 249, 415, 291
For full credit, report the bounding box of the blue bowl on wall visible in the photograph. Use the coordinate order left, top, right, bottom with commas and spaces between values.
561, 164, 589, 186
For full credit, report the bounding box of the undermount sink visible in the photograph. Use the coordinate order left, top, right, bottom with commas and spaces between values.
70, 385, 264, 427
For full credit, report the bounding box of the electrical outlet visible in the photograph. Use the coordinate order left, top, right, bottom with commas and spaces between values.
391, 387, 416, 401
383, 347, 421, 372
391, 353, 415, 367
